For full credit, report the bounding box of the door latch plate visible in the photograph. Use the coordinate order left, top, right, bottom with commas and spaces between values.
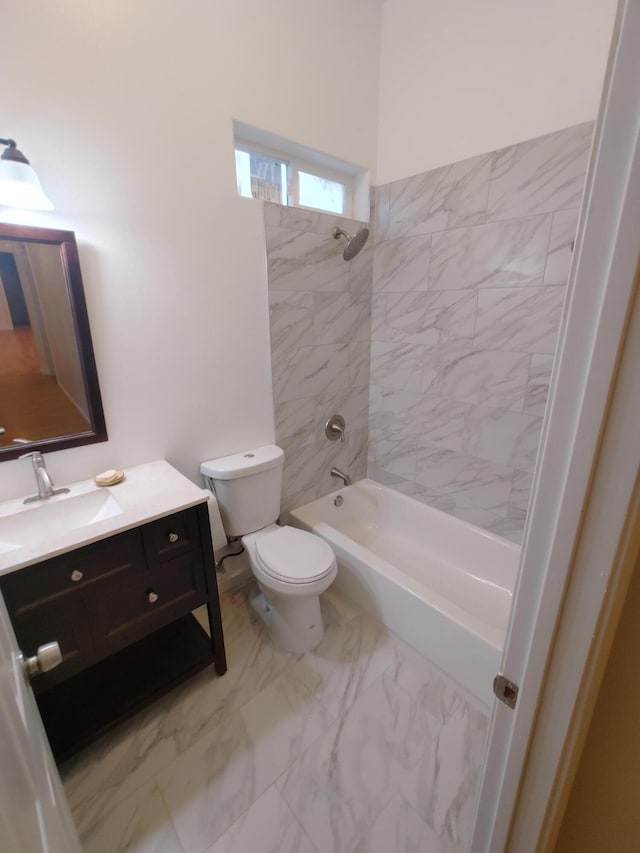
493, 674, 519, 709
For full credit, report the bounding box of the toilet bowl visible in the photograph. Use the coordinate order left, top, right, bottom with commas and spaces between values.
201, 445, 338, 654
242, 524, 337, 652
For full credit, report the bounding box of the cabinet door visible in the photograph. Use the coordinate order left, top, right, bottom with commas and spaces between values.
0, 529, 145, 691
89, 551, 208, 654
9, 592, 94, 694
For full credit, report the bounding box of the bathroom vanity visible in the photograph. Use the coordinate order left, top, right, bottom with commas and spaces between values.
0, 461, 226, 762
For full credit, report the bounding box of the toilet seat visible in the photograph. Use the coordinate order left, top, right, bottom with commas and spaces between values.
254, 525, 335, 584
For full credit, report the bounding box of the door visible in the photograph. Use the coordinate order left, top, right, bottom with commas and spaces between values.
0, 252, 30, 327
0, 589, 81, 853
471, 1, 640, 850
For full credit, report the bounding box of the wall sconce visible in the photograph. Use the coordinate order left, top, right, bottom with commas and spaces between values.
0, 138, 54, 210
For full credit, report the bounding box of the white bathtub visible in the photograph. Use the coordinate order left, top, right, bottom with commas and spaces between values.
290, 479, 520, 708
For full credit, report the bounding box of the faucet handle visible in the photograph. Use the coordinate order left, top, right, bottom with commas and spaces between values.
325, 414, 346, 443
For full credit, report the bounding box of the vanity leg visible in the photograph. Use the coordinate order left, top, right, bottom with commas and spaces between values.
206, 595, 227, 676
196, 502, 227, 676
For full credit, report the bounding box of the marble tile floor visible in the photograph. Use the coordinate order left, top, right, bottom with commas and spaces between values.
60, 583, 489, 853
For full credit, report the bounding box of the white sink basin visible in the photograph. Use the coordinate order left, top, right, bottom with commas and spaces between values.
0, 490, 123, 554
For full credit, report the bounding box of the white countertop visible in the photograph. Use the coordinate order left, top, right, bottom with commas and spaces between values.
0, 460, 208, 577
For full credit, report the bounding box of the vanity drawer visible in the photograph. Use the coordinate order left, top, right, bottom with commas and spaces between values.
142, 508, 199, 565
90, 551, 208, 653
2, 529, 144, 615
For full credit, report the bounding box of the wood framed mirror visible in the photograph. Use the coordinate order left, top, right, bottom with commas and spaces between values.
0, 222, 107, 461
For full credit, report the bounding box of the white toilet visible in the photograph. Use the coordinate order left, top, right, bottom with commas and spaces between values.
201, 445, 337, 653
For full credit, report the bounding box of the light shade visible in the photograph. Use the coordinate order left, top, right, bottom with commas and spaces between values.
0, 157, 54, 211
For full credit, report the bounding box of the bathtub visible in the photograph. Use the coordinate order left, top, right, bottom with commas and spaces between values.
290, 479, 520, 708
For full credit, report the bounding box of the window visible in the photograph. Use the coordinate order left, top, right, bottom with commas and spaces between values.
233, 122, 365, 219
234, 149, 288, 205
298, 171, 345, 215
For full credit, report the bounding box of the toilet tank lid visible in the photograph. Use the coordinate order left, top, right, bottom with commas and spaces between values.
201, 445, 284, 480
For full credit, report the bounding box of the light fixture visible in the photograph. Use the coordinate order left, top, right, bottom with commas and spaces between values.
0, 138, 54, 210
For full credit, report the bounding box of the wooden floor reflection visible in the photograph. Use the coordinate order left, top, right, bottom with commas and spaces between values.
0, 328, 90, 446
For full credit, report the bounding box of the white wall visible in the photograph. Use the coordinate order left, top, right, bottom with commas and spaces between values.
0, 0, 381, 501
377, 0, 617, 184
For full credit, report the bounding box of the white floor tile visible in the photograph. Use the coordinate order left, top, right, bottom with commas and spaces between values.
276, 669, 433, 853
155, 710, 267, 853
352, 793, 458, 853
298, 607, 398, 721
204, 785, 318, 853
401, 693, 487, 849
63, 586, 489, 853
239, 667, 335, 791
75, 780, 182, 853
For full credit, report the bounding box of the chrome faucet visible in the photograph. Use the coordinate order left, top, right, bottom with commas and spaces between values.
330, 467, 352, 487
20, 451, 70, 504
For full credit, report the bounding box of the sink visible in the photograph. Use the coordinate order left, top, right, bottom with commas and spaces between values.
0, 490, 123, 554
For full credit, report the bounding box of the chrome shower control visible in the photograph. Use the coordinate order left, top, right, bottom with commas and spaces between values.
71, 570, 83, 582
325, 414, 346, 442
147, 591, 159, 604
168, 532, 179, 543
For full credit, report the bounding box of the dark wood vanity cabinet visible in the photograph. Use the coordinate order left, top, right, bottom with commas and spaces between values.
0, 501, 226, 761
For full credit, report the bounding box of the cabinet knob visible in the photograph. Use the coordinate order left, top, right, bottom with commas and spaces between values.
71, 569, 83, 582
168, 532, 179, 543
147, 591, 159, 604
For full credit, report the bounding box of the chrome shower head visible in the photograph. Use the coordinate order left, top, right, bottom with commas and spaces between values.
332, 226, 370, 261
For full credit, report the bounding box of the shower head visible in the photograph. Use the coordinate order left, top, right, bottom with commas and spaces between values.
332, 226, 370, 261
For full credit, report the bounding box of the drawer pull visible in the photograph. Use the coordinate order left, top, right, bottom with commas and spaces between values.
71, 570, 84, 583
147, 590, 159, 604
168, 532, 179, 543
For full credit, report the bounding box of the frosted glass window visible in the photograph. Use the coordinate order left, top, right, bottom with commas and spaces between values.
233, 131, 357, 216
235, 149, 287, 205
235, 150, 252, 198
298, 171, 345, 214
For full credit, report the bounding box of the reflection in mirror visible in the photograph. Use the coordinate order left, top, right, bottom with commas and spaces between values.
0, 223, 107, 460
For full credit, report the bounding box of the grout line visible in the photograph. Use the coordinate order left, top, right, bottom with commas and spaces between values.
156, 785, 188, 853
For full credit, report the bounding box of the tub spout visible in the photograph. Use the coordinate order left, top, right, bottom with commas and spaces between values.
330, 467, 351, 487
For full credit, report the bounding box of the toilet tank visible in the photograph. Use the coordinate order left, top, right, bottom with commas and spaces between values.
201, 445, 284, 537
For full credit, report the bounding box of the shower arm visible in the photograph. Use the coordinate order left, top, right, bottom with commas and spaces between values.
332, 227, 352, 241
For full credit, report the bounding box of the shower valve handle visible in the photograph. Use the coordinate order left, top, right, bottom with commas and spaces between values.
325, 414, 346, 442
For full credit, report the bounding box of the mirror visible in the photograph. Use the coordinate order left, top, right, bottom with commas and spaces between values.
0, 222, 107, 461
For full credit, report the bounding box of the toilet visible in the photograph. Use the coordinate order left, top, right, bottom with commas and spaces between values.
201, 445, 337, 653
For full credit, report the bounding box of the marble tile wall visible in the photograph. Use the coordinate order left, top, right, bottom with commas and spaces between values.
264, 203, 373, 514
369, 122, 593, 542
